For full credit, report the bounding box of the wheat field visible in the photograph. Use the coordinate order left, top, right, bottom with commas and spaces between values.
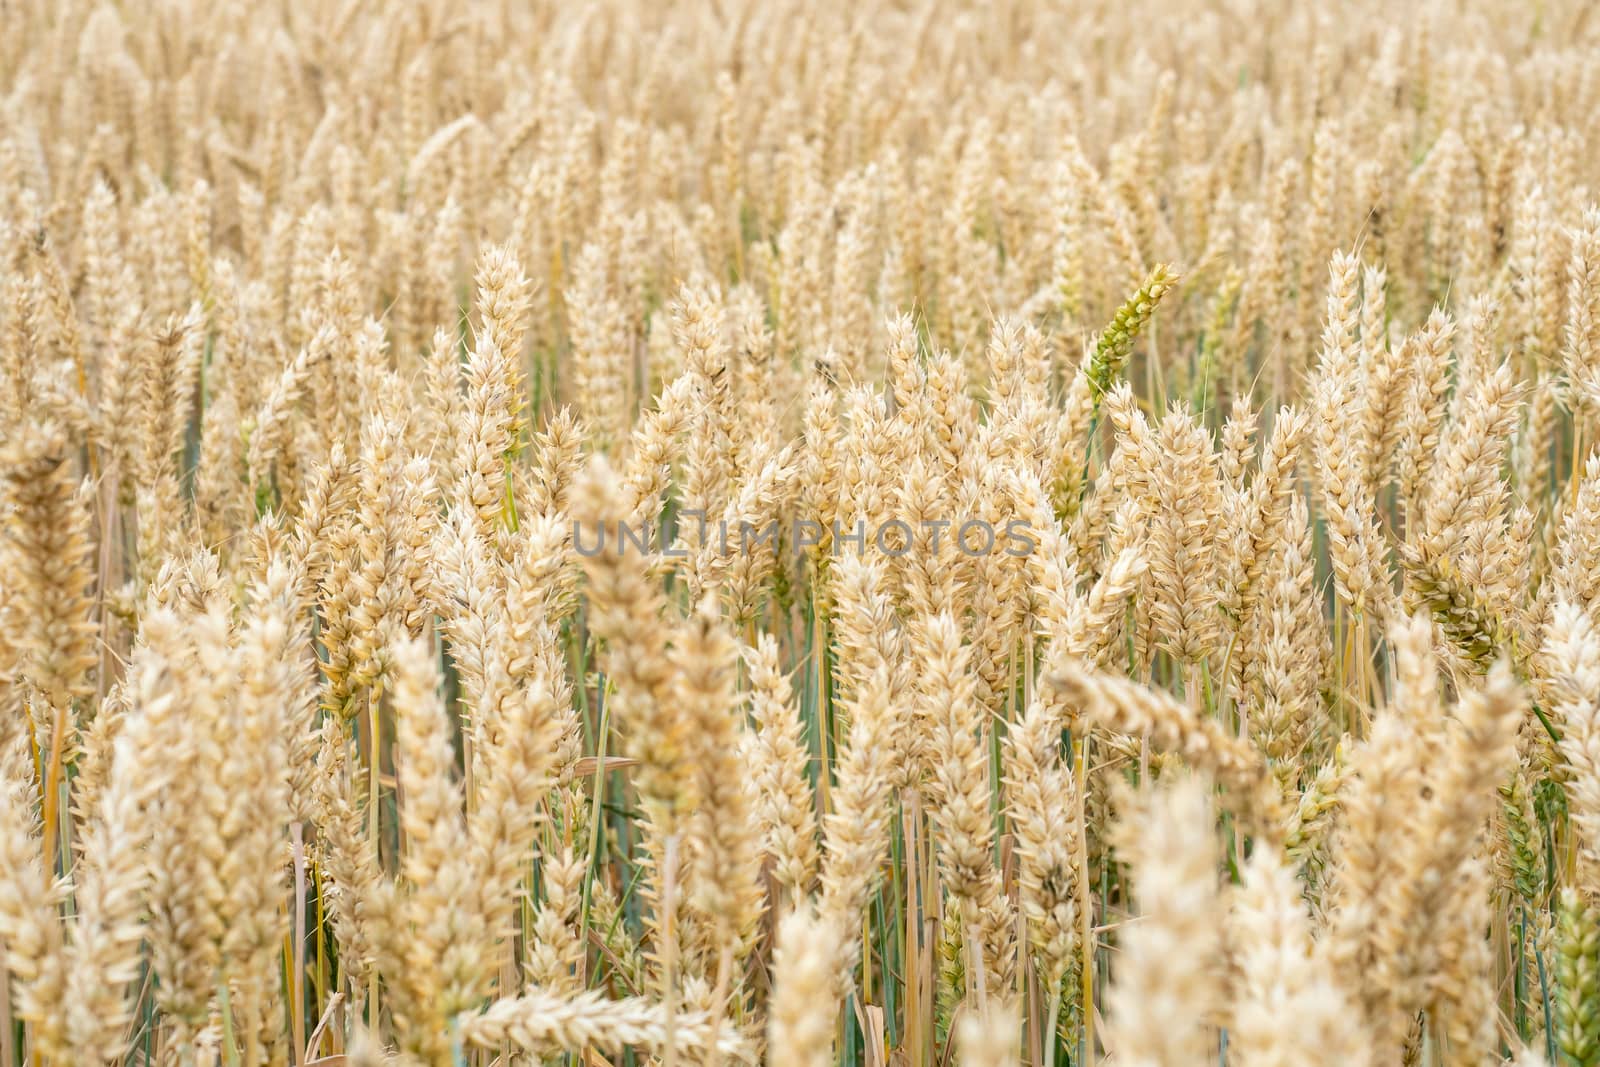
2, 0, 1600, 1064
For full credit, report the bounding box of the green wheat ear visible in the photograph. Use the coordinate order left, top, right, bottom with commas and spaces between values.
1087, 263, 1181, 404
1499, 772, 1542, 905
1554, 888, 1600, 1067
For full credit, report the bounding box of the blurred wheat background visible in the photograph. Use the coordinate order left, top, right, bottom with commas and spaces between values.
2, 0, 1599, 1064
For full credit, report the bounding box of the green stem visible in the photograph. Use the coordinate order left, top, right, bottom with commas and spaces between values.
1044, 989, 1062, 1067
216, 980, 242, 1067
578, 677, 611, 988
1536, 937, 1555, 1066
